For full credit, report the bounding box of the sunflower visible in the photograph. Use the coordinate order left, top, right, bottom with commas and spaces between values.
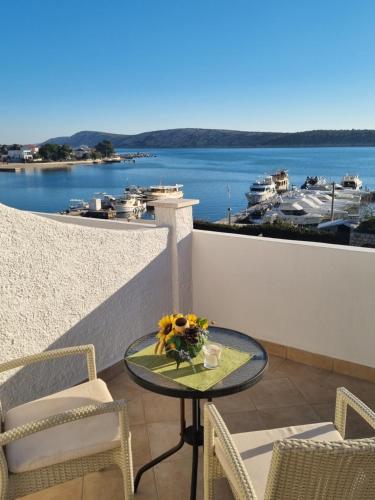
157, 315, 174, 338
186, 313, 198, 326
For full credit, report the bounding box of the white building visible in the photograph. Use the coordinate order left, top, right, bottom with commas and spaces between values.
73, 145, 92, 159
7, 148, 33, 162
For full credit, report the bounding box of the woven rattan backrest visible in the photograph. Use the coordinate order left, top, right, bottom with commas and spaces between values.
264, 438, 375, 500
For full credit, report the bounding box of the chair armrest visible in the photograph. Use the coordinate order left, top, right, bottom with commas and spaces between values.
0, 345, 97, 381
0, 399, 128, 447
335, 387, 375, 438
204, 403, 257, 499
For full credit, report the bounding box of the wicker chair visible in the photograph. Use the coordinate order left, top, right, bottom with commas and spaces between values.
0, 345, 133, 500
204, 387, 375, 499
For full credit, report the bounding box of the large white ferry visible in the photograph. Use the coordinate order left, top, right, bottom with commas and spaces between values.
245, 176, 277, 205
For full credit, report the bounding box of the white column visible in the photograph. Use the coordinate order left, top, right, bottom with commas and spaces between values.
149, 199, 199, 312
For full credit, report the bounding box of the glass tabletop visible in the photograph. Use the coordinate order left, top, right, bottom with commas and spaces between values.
123, 326, 268, 399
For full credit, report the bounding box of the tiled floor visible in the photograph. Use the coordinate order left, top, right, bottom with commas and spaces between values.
21, 355, 375, 500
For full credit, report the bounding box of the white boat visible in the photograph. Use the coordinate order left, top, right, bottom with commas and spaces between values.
341, 174, 362, 190
301, 176, 332, 191
263, 201, 325, 226
114, 193, 146, 216
272, 170, 289, 193
103, 155, 122, 163
93, 192, 116, 209
245, 176, 277, 205
143, 184, 184, 201
68, 199, 89, 211
282, 192, 349, 217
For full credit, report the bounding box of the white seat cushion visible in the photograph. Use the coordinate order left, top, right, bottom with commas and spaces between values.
215, 422, 343, 499
5, 379, 120, 473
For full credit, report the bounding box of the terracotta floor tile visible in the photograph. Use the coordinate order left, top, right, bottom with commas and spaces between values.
263, 355, 285, 379
131, 423, 152, 465
107, 371, 148, 401
214, 478, 235, 499
126, 396, 146, 425
222, 410, 264, 434
83, 466, 158, 500
20, 478, 83, 500
312, 402, 375, 439
212, 390, 256, 414
142, 392, 192, 423
248, 377, 307, 409
258, 404, 321, 429
83, 467, 124, 500
155, 456, 204, 500
147, 420, 192, 463
274, 361, 339, 404
133, 468, 159, 500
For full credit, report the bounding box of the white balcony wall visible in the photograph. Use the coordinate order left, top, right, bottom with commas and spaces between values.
192, 230, 375, 368
0, 204, 172, 408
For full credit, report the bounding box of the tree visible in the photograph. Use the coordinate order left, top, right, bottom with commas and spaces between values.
39, 143, 72, 161
94, 140, 114, 157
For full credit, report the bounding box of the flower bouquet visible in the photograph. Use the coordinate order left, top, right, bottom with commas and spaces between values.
154, 313, 210, 369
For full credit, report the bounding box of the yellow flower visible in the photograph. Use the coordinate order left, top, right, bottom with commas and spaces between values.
172, 313, 184, 324
157, 315, 175, 338
200, 319, 209, 330
186, 313, 198, 326
158, 314, 173, 331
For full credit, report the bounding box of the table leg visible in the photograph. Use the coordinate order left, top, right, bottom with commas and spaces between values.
134, 398, 186, 492
190, 398, 200, 500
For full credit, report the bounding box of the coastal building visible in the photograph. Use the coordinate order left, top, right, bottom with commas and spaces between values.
7, 148, 33, 162
73, 145, 92, 159
23, 144, 39, 155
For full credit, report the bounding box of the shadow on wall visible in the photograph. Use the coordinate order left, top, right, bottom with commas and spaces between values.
0, 249, 172, 410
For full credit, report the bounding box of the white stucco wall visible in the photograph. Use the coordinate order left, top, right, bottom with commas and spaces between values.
0, 203, 172, 408
192, 230, 375, 368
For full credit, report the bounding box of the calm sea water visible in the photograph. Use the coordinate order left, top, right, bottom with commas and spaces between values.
1, 147, 375, 221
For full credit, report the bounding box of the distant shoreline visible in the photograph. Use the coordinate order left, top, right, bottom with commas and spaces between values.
0, 159, 101, 172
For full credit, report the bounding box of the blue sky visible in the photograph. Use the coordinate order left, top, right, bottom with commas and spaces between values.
1, 0, 375, 143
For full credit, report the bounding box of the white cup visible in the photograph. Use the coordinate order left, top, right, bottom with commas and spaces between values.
203, 343, 222, 369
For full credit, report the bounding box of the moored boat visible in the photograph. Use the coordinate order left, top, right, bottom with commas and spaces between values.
263, 200, 326, 226
68, 199, 89, 211
245, 176, 277, 205
301, 176, 332, 191
114, 193, 146, 216
143, 184, 184, 201
103, 155, 122, 163
341, 174, 362, 190
272, 170, 289, 193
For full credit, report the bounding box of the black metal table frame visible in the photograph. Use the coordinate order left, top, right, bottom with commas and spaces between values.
134, 397, 206, 497
124, 329, 268, 500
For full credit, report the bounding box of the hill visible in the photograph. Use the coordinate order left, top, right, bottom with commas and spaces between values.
43, 128, 375, 148
44, 130, 129, 148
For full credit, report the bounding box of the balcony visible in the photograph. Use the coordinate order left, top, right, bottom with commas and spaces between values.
0, 200, 374, 499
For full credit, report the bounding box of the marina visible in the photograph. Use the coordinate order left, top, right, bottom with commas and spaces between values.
218, 172, 375, 228
2, 147, 375, 221
63, 184, 184, 220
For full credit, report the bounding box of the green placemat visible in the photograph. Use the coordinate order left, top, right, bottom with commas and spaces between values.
126, 344, 252, 391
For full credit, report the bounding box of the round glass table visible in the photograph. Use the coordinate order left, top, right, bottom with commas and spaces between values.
124, 326, 268, 500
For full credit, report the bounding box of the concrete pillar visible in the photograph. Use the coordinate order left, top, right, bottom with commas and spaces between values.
149, 199, 199, 312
